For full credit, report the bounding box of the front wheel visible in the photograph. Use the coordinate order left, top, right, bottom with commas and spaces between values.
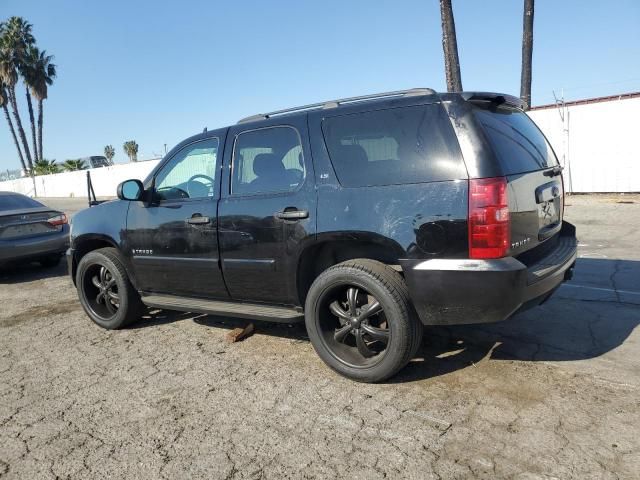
76, 247, 144, 329
305, 259, 423, 383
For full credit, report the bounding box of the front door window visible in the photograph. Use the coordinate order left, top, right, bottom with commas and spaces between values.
155, 138, 219, 201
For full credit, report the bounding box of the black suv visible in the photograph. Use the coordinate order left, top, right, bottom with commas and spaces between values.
68, 89, 577, 382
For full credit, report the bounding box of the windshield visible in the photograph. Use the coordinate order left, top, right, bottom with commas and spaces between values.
474, 105, 559, 175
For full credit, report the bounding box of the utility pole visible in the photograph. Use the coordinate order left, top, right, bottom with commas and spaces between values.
520, 0, 535, 109
439, 0, 463, 92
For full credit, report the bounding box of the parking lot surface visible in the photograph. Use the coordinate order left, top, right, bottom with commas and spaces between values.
1, 194, 639, 479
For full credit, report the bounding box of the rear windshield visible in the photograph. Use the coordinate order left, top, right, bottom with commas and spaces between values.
0, 194, 42, 211
474, 105, 558, 175
322, 104, 466, 187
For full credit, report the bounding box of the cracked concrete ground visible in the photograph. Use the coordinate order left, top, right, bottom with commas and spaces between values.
1, 194, 639, 479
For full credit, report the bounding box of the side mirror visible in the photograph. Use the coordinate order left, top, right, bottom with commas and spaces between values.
117, 179, 144, 201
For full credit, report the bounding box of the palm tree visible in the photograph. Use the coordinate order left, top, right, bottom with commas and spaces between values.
123, 140, 139, 162
0, 81, 27, 172
33, 158, 59, 175
104, 144, 115, 164
439, 0, 463, 92
24, 46, 55, 161
63, 159, 87, 171
520, 0, 535, 110
21, 46, 41, 160
0, 17, 35, 169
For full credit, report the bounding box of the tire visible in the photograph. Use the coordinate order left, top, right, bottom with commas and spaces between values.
39, 255, 62, 268
305, 259, 423, 383
75, 247, 144, 329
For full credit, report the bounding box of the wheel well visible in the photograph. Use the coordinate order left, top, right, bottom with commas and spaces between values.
71, 238, 117, 283
296, 240, 402, 306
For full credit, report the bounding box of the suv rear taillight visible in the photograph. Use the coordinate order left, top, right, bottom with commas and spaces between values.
468, 177, 510, 259
47, 213, 68, 226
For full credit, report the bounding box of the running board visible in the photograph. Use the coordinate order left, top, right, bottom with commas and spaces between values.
141, 294, 304, 323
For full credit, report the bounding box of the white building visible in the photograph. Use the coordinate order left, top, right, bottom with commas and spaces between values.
528, 92, 640, 193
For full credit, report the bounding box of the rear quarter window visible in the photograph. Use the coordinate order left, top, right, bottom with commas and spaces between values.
321, 104, 466, 187
473, 105, 559, 175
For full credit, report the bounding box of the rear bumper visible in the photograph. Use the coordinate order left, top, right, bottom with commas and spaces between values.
0, 224, 70, 264
402, 221, 577, 325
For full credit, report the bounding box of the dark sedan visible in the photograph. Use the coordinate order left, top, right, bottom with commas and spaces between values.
0, 192, 70, 268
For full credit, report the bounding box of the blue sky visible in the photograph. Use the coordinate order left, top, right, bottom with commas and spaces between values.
1, 0, 639, 171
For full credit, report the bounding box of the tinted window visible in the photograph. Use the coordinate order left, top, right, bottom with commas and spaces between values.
0, 194, 42, 211
155, 138, 219, 201
474, 106, 558, 175
322, 105, 465, 187
232, 126, 305, 195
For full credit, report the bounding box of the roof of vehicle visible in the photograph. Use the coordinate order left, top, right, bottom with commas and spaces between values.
170, 90, 524, 154
235, 89, 524, 128
237, 88, 437, 124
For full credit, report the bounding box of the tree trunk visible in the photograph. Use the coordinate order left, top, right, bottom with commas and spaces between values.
439, 0, 463, 92
2, 102, 27, 172
25, 88, 39, 161
520, 0, 535, 110
8, 86, 33, 170
37, 99, 43, 162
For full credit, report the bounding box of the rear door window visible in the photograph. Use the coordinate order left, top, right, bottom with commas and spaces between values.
321, 104, 465, 187
232, 126, 305, 195
473, 105, 559, 175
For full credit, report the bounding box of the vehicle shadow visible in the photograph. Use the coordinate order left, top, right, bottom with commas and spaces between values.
0, 260, 68, 284
129, 308, 309, 341
130, 308, 199, 329
126, 258, 640, 383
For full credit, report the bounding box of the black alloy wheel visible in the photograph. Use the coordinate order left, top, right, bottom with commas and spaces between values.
321, 285, 390, 366
305, 259, 423, 382
83, 264, 120, 319
76, 247, 144, 329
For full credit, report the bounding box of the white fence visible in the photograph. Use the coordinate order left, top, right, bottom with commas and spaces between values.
528, 96, 640, 193
0, 159, 161, 198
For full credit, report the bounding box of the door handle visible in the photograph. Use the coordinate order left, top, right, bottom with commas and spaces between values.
275, 208, 309, 220
187, 214, 210, 225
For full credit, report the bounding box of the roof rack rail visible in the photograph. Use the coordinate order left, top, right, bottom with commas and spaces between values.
237, 88, 436, 124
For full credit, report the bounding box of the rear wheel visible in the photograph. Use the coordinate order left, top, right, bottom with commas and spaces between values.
76, 247, 144, 329
305, 259, 423, 382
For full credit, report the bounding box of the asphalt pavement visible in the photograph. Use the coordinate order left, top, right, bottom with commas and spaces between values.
1, 194, 638, 479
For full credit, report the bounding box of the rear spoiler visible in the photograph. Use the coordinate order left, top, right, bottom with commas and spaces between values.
460, 92, 525, 110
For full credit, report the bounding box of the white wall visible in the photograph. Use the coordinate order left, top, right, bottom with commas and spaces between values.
0, 159, 161, 198
528, 96, 640, 193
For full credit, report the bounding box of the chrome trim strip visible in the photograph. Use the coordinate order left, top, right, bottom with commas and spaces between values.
413, 257, 525, 272
222, 258, 276, 270
133, 255, 218, 263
